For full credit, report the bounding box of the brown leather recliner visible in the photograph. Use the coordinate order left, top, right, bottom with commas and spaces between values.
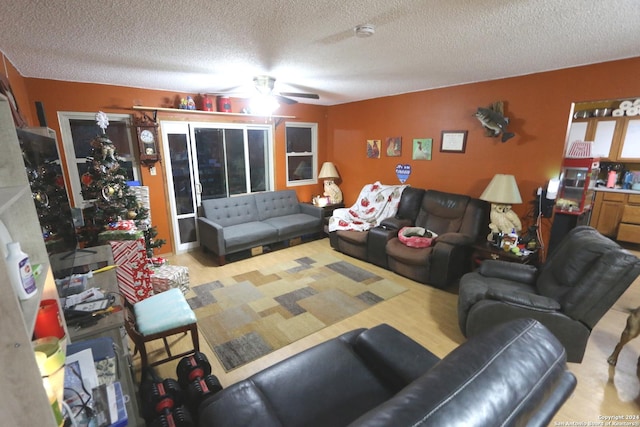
386, 190, 488, 288
457, 226, 640, 363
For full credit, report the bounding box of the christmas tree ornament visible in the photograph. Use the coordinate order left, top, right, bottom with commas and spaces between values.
96, 111, 109, 133
127, 210, 137, 219
33, 191, 49, 206
80, 172, 93, 187
101, 185, 114, 200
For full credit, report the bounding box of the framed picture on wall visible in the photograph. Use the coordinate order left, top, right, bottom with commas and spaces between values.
367, 139, 381, 158
385, 136, 402, 156
440, 130, 467, 153
412, 138, 432, 160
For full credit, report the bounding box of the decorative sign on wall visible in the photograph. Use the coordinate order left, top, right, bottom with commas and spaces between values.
395, 164, 411, 184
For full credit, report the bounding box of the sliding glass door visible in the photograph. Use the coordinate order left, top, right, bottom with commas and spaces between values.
161, 121, 273, 252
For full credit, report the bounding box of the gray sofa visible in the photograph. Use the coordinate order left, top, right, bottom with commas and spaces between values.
198, 190, 323, 264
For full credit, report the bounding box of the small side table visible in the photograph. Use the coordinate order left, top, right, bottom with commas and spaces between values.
471, 241, 539, 269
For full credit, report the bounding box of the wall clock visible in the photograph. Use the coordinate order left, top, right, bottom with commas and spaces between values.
134, 116, 160, 165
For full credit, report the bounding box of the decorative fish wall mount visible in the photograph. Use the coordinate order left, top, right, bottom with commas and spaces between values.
475, 101, 515, 143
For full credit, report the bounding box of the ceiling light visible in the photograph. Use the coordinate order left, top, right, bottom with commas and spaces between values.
354, 24, 375, 38
250, 94, 279, 116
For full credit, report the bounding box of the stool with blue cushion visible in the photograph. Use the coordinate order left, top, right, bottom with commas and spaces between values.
124, 288, 199, 368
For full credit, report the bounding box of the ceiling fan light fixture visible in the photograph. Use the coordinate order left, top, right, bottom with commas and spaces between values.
253, 75, 276, 95
250, 93, 279, 116
354, 24, 375, 38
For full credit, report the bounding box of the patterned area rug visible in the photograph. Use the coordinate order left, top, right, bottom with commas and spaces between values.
185, 253, 407, 371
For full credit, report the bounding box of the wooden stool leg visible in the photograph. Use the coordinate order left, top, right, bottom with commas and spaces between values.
139, 343, 149, 369
191, 324, 200, 352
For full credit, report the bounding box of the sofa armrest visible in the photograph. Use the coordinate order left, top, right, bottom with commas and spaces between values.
428, 234, 475, 288
347, 319, 576, 427
485, 288, 561, 312
197, 217, 226, 255
379, 217, 412, 230
479, 260, 538, 285
300, 202, 324, 219
353, 324, 440, 391
435, 232, 474, 246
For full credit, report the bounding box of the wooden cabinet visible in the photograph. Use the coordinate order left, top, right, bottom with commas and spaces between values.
590, 191, 626, 237
617, 194, 640, 244
568, 117, 640, 161
590, 191, 640, 243
0, 95, 65, 425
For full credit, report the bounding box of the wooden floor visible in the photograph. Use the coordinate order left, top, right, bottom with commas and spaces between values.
138, 238, 640, 424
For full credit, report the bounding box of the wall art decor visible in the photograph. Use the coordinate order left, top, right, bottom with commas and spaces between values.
412, 138, 432, 160
385, 136, 402, 157
440, 130, 468, 153
367, 139, 381, 158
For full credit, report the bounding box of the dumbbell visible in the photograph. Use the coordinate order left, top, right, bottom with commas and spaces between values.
141, 377, 194, 427
177, 352, 223, 413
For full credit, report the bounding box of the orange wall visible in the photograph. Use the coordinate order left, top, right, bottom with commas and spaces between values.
328, 57, 640, 239
5, 69, 327, 254
4, 51, 640, 255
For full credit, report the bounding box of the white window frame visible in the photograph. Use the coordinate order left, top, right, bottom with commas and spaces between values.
285, 122, 318, 187
57, 112, 139, 208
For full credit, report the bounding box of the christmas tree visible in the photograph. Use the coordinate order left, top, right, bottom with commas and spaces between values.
78, 112, 165, 256
25, 160, 77, 254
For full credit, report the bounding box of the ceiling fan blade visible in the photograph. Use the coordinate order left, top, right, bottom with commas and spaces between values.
279, 92, 320, 100
275, 95, 298, 105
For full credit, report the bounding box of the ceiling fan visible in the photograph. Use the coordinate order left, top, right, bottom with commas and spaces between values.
252, 75, 319, 105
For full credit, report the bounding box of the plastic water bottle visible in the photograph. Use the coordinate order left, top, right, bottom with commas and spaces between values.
6, 242, 37, 300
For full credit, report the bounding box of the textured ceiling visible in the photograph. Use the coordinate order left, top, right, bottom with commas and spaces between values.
1, 0, 639, 106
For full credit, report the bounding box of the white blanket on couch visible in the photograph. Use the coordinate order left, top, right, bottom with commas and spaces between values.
328, 182, 407, 232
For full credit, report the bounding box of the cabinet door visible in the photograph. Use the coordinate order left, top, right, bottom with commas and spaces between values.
591, 119, 619, 160
595, 200, 625, 237
566, 121, 588, 156
618, 118, 640, 160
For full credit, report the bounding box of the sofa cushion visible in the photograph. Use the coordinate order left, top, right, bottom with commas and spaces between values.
202, 194, 258, 227
255, 190, 301, 220
199, 334, 395, 427
223, 221, 278, 251
386, 237, 432, 265
415, 190, 470, 234
337, 229, 369, 245
263, 213, 321, 238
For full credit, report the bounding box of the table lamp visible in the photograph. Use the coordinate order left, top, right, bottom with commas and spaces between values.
479, 174, 523, 240
318, 162, 343, 204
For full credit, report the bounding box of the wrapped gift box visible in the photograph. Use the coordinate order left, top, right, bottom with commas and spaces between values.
108, 238, 153, 304
150, 264, 189, 294
98, 229, 144, 243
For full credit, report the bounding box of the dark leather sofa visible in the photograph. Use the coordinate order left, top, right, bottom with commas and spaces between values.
330, 187, 488, 288
197, 319, 576, 427
458, 226, 640, 363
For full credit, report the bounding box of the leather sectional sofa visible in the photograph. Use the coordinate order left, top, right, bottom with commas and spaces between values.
329, 187, 488, 288
197, 319, 576, 427
198, 190, 323, 264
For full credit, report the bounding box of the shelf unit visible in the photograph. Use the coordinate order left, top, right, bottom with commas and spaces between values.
0, 95, 63, 425
132, 105, 295, 124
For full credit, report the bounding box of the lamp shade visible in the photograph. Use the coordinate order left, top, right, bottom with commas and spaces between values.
480, 174, 522, 204
318, 162, 339, 179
